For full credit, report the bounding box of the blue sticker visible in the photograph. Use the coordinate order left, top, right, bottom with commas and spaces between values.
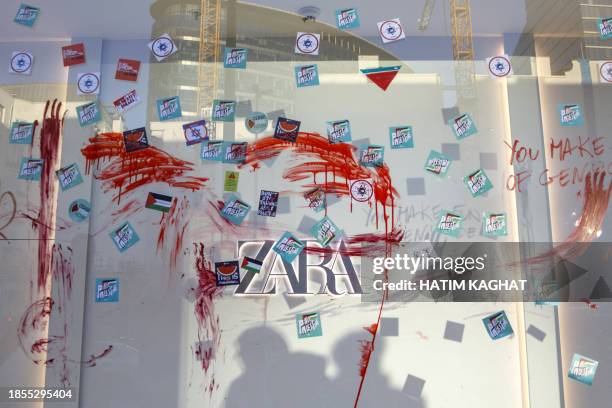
482, 311, 513, 340
558, 104, 583, 126
222, 142, 247, 164
568, 354, 599, 386
201, 141, 224, 161
9, 122, 34, 144
449, 113, 477, 140
296, 312, 323, 338
464, 169, 493, 197
482, 212, 507, 237
310, 216, 340, 247
295, 64, 319, 88
335, 8, 360, 30
56, 163, 83, 191
389, 126, 414, 149
598, 18, 612, 40
220, 195, 251, 225
223, 48, 247, 68
273, 232, 305, 263
109, 222, 140, 253
212, 100, 236, 122
424, 150, 451, 177
14, 4, 40, 27
326, 120, 352, 143
95, 278, 119, 302
76, 102, 102, 127
18, 157, 43, 181
156, 96, 182, 121
215, 261, 241, 286
274, 117, 301, 142
360, 145, 384, 167
68, 199, 91, 222
183, 119, 208, 146
436, 210, 463, 237
304, 188, 326, 213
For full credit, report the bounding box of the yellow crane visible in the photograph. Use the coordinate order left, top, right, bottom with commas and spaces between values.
197, 0, 221, 118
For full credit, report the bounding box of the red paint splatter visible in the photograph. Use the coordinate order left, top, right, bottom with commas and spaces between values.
305, 228, 404, 257
581, 299, 598, 310
81, 132, 208, 203
18, 297, 55, 365
84, 345, 114, 367
157, 197, 190, 273
192, 243, 222, 393
241, 132, 399, 235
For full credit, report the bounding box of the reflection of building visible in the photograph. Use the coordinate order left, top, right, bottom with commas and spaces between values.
148, 0, 401, 122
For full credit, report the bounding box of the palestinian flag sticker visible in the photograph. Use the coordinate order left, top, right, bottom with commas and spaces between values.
360, 66, 401, 91
241, 257, 263, 273
146, 192, 173, 213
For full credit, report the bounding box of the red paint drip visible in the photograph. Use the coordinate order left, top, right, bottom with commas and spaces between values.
305, 228, 404, 257
581, 299, 598, 310
85, 345, 114, 367
81, 132, 208, 203
157, 198, 190, 273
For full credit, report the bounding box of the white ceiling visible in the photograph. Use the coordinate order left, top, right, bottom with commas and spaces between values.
0, 0, 527, 41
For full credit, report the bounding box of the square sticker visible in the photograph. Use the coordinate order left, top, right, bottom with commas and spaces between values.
212, 100, 236, 122
95, 278, 119, 302
9, 122, 34, 144
215, 261, 241, 286
220, 195, 251, 225
482, 311, 513, 340
377, 18, 406, 43
10, 52, 33, 75
257, 190, 279, 217
157, 96, 182, 121
223, 48, 247, 69
273, 232, 305, 263
274, 117, 301, 142
295, 64, 319, 87
123, 127, 149, 153
360, 145, 384, 167
310, 216, 339, 247
424, 150, 451, 177
449, 113, 477, 140
145, 192, 173, 213
223, 142, 247, 163
77, 72, 101, 96
109, 222, 140, 253
56, 163, 83, 191
600, 61, 612, 84
62, 43, 85, 67
183, 120, 208, 146
18, 157, 43, 181
389, 126, 414, 149
224, 171, 239, 192
558, 104, 583, 126
304, 187, 326, 213
598, 18, 612, 40
113, 89, 141, 114
296, 312, 323, 338
149, 33, 177, 61
201, 141, 224, 161
336, 8, 360, 30
295, 32, 320, 55
464, 169, 493, 197
76, 102, 102, 127
14, 4, 40, 27
568, 354, 599, 386
326, 120, 351, 143
436, 210, 463, 237
115, 58, 141, 81
482, 212, 507, 237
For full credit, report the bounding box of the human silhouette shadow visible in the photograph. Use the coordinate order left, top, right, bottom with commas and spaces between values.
225, 326, 332, 408
331, 331, 425, 408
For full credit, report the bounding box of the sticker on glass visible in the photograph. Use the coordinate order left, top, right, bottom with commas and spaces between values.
115, 58, 141, 81
464, 168, 493, 197
295, 32, 320, 55
310, 216, 339, 247
486, 55, 512, 78
482, 212, 507, 237
436, 210, 463, 237
220, 195, 251, 225
215, 261, 241, 286
568, 354, 599, 386
109, 222, 140, 253
296, 312, 323, 338
18, 158, 43, 181
304, 187, 326, 213
212, 100, 236, 122
62, 43, 85, 67
449, 113, 477, 140
273, 232, 305, 263
123, 127, 149, 153
257, 190, 279, 217
76, 101, 102, 127
482, 311, 513, 340
224, 48, 247, 69
56, 163, 83, 191
14, 4, 40, 27
96, 278, 119, 302
157, 96, 182, 121
9, 122, 34, 144
223, 142, 247, 164
274, 117, 300, 142
224, 171, 239, 192
349, 179, 374, 202
295, 64, 319, 87
389, 126, 414, 149
360, 145, 384, 167
10, 52, 33, 75
201, 141, 224, 161
149, 33, 177, 61
424, 150, 451, 177
68, 199, 91, 222
558, 104, 583, 126
326, 120, 351, 143
377, 18, 405, 43
77, 72, 101, 96
113, 89, 141, 114
245, 111, 268, 134
336, 8, 360, 30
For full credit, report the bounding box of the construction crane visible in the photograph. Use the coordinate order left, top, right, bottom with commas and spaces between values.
197, 0, 222, 120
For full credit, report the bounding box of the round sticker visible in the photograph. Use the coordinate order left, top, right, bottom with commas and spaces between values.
350, 180, 374, 202
296, 33, 319, 54
600, 61, 612, 83
379, 20, 403, 42
152, 37, 175, 59
78, 73, 100, 94
488, 56, 512, 77
11, 53, 32, 73
68, 199, 91, 222
245, 112, 268, 134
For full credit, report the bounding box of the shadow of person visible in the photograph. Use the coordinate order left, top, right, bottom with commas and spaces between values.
331, 331, 425, 408
225, 326, 331, 408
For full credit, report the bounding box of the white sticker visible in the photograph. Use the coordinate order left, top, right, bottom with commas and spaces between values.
148, 33, 177, 62
600, 61, 612, 84
377, 18, 405, 43
295, 32, 320, 55
486, 55, 513, 78
10, 52, 33, 75
77, 72, 101, 95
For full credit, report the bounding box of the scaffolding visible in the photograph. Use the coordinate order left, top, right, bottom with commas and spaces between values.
450, 0, 476, 100
197, 0, 222, 117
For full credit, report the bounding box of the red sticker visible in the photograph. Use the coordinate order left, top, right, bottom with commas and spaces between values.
62, 43, 86, 67
115, 58, 141, 82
